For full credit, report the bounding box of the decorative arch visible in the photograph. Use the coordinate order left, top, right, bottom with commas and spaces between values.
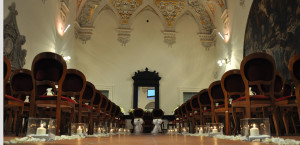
173, 9, 203, 33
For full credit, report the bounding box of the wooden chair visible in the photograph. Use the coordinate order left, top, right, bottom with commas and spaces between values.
91, 90, 104, 133
133, 108, 145, 132
239, 52, 280, 135
80, 81, 96, 135
4, 69, 34, 135
190, 92, 202, 130
208, 81, 225, 124
198, 89, 212, 124
288, 53, 300, 120
152, 108, 164, 119
32, 52, 67, 135
221, 69, 246, 135
273, 72, 298, 134
184, 100, 194, 133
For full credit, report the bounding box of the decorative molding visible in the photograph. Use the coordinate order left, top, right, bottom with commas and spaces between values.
77, 0, 101, 26
198, 29, 216, 50
162, 31, 176, 47
116, 28, 132, 46
111, 0, 142, 24
187, 0, 214, 34
4, 3, 27, 71
155, 0, 185, 26
221, 9, 229, 28
60, 0, 70, 22
74, 22, 94, 43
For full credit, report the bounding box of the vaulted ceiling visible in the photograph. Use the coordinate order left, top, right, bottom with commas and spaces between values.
74, 0, 227, 47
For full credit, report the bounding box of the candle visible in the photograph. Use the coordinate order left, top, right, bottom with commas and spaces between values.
250, 124, 259, 136
110, 128, 114, 133
212, 126, 218, 133
77, 126, 83, 135
97, 127, 101, 133
199, 127, 203, 134
36, 124, 47, 135
174, 128, 178, 133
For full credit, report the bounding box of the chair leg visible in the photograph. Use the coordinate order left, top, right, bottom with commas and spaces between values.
232, 108, 238, 135
291, 113, 298, 134
296, 87, 300, 121
272, 107, 281, 136
5, 109, 13, 135
13, 109, 18, 133
225, 112, 230, 135
282, 110, 289, 135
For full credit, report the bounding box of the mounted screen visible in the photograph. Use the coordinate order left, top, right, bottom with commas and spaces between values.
147, 89, 155, 97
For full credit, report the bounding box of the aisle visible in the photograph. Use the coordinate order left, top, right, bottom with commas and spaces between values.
4, 134, 291, 145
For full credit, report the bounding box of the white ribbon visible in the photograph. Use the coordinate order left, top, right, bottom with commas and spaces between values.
134, 118, 144, 134
151, 119, 162, 134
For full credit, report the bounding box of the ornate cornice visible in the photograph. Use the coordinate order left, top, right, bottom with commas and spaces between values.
162, 30, 176, 47
155, 0, 185, 27
74, 22, 94, 43
111, 0, 142, 24
116, 28, 132, 46
198, 29, 216, 50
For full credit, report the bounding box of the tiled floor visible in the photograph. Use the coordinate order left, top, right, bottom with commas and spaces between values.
5, 134, 300, 145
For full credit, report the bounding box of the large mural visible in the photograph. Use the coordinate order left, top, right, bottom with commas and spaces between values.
244, 0, 300, 81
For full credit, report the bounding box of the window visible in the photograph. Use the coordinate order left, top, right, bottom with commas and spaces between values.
147, 89, 155, 97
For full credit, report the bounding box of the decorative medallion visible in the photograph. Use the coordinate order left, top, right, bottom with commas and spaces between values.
155, 0, 185, 26
111, 0, 142, 24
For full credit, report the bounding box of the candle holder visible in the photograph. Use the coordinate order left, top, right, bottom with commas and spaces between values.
26, 118, 56, 141
195, 125, 209, 135
240, 118, 270, 141
207, 123, 223, 136
181, 127, 189, 134
93, 125, 106, 135
71, 123, 88, 136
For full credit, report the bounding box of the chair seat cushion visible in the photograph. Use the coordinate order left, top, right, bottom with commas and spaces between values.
203, 109, 211, 113
5, 95, 24, 103
232, 95, 270, 103
275, 96, 296, 102
37, 95, 77, 104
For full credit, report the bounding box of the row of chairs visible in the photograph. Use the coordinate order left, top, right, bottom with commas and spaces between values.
174, 52, 300, 136
4, 52, 122, 136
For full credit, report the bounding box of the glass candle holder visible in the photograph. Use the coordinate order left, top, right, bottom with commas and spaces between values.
195, 125, 209, 134
94, 125, 105, 134
207, 123, 223, 136
71, 123, 88, 136
26, 118, 56, 141
240, 118, 270, 141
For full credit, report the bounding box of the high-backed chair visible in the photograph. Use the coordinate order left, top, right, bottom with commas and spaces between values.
239, 52, 280, 135
4, 56, 11, 95
190, 92, 202, 129
289, 53, 300, 120
221, 69, 246, 135
208, 81, 225, 123
5, 69, 34, 135
32, 52, 67, 135
81, 81, 96, 134
152, 108, 164, 119
184, 100, 194, 133
198, 89, 212, 124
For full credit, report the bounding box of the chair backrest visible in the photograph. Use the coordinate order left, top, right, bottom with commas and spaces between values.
208, 81, 225, 106
240, 52, 276, 97
32, 52, 67, 83
190, 94, 200, 111
99, 92, 108, 112
4, 56, 11, 84
283, 82, 293, 97
152, 108, 164, 119
105, 100, 112, 114
82, 81, 96, 105
133, 108, 144, 118
198, 89, 210, 108
10, 69, 35, 100
114, 106, 121, 118
31, 52, 67, 97
180, 102, 187, 117
185, 100, 192, 115
221, 69, 245, 101
289, 54, 300, 85
62, 69, 86, 101
93, 90, 102, 108
274, 71, 284, 98
110, 103, 116, 117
